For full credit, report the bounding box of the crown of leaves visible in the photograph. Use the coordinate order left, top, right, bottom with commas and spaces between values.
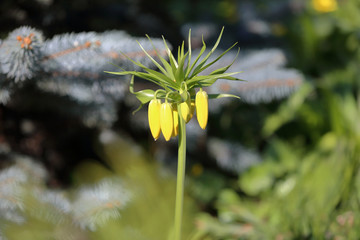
106, 27, 244, 113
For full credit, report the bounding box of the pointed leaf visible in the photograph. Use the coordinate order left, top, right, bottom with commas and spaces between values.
144, 67, 176, 87
162, 36, 178, 69
129, 76, 155, 104
134, 89, 156, 104
136, 40, 168, 76
208, 47, 240, 75
132, 103, 144, 115
145, 34, 175, 80
185, 42, 206, 78
175, 52, 188, 83
187, 71, 243, 87
208, 93, 241, 100
186, 29, 192, 76
189, 27, 225, 78
192, 42, 238, 78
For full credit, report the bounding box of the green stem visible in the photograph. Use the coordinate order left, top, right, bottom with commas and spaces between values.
174, 108, 186, 240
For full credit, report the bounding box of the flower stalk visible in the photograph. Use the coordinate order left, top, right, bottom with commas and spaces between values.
174, 108, 186, 240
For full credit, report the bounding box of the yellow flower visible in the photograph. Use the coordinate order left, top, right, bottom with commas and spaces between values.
172, 104, 179, 137
148, 99, 161, 140
195, 89, 208, 130
179, 99, 192, 123
312, 0, 337, 12
160, 102, 174, 141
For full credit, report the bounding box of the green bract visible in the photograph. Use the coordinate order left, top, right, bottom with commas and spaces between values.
106, 27, 243, 113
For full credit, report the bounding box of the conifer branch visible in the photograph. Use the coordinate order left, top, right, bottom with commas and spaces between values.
0, 154, 132, 236
203, 49, 304, 110
208, 138, 261, 174
0, 26, 171, 126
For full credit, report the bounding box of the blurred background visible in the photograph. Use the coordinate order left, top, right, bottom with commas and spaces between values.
0, 0, 360, 239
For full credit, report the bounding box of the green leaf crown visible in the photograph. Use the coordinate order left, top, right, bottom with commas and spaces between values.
106, 27, 243, 113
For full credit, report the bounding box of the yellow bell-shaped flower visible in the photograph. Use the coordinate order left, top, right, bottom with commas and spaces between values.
172, 104, 179, 137
195, 89, 208, 130
179, 98, 192, 123
148, 99, 161, 140
160, 102, 174, 141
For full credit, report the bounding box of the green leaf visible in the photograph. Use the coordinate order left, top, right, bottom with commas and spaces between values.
145, 34, 176, 81
144, 68, 176, 87
106, 70, 165, 88
188, 27, 226, 79
119, 51, 177, 88
134, 89, 155, 104
192, 42, 238, 78
177, 41, 185, 64
129, 76, 155, 104
104, 70, 131, 76
132, 103, 144, 115
162, 36, 178, 71
185, 41, 206, 78
175, 52, 188, 83
239, 163, 275, 196
262, 82, 313, 137
209, 47, 240, 75
186, 29, 192, 77
208, 93, 241, 100
159, 56, 176, 80
187, 71, 243, 88
136, 40, 168, 76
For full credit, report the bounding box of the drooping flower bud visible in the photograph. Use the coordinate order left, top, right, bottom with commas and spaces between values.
195, 89, 208, 130
160, 102, 174, 141
148, 99, 161, 140
172, 104, 179, 137
179, 98, 192, 123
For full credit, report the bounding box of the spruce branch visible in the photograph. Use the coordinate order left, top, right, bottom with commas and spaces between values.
30, 189, 72, 225
0, 26, 171, 126
0, 167, 27, 210
200, 49, 304, 110
208, 138, 261, 174
0, 76, 11, 104
0, 153, 133, 238
0, 166, 27, 225
0, 26, 44, 82
14, 155, 48, 184
72, 177, 131, 231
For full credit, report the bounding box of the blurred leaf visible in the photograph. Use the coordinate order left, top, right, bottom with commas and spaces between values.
263, 81, 313, 137
239, 163, 274, 196
189, 170, 227, 204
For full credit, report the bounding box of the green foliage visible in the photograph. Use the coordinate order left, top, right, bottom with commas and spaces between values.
192, 1, 360, 236
287, 0, 360, 74
194, 63, 360, 240
196, 123, 360, 239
